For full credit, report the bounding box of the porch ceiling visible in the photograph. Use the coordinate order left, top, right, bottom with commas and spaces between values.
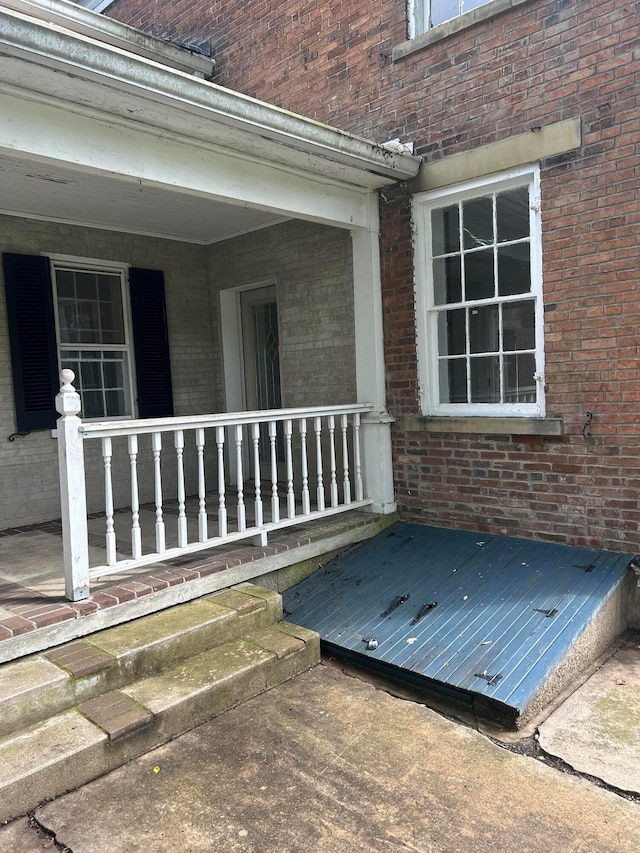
0, 152, 286, 244
0, 2, 420, 242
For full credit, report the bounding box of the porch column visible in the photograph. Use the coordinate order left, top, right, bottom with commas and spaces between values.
351, 194, 396, 515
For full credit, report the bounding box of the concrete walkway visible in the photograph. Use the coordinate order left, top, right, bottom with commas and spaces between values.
2, 663, 639, 853
538, 636, 640, 794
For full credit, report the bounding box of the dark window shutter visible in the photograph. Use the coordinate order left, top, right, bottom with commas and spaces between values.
2, 253, 58, 431
129, 268, 174, 419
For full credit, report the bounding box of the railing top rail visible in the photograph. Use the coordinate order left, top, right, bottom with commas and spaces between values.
78, 403, 374, 439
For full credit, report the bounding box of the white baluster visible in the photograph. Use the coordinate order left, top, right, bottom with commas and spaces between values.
216, 425, 227, 537
55, 370, 90, 601
285, 418, 295, 519
128, 433, 142, 559
152, 431, 165, 553
354, 412, 363, 502
235, 424, 246, 532
102, 436, 116, 566
315, 416, 325, 512
175, 429, 187, 548
269, 419, 280, 523
252, 422, 263, 528
328, 415, 338, 508
341, 414, 351, 505
299, 418, 311, 516
196, 427, 208, 542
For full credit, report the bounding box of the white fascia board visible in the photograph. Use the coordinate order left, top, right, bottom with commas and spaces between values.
0, 88, 372, 230
1, 0, 214, 77
0, 4, 421, 186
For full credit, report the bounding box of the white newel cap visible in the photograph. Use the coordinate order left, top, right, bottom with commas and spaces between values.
56, 369, 82, 417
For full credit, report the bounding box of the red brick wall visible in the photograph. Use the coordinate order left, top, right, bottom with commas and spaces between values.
108, 0, 640, 553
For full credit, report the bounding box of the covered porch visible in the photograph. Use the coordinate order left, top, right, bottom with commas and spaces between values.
0, 0, 419, 641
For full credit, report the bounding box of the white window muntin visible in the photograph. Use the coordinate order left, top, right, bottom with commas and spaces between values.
49, 255, 136, 420
409, 1, 493, 37
413, 166, 544, 417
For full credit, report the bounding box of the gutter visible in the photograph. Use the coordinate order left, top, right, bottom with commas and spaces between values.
0, 3, 421, 183
1, 0, 215, 78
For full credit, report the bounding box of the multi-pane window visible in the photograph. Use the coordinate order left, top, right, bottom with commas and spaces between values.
411, 0, 493, 35
414, 168, 544, 416
52, 259, 134, 419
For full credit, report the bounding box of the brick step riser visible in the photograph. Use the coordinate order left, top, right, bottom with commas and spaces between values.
0, 584, 282, 739
0, 623, 320, 824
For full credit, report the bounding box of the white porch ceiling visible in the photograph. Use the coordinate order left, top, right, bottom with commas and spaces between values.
0, 152, 287, 244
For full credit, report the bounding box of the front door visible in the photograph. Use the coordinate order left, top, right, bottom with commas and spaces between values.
240, 285, 284, 469
240, 285, 281, 413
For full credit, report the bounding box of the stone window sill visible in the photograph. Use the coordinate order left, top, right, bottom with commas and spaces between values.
404, 414, 564, 437
393, 0, 534, 63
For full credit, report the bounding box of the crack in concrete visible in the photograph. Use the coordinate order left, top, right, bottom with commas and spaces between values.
29, 811, 74, 852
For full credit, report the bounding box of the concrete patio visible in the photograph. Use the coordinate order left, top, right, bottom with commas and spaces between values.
1, 658, 638, 852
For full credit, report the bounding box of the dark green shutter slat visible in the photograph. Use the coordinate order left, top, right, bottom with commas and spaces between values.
2, 253, 58, 431
129, 268, 174, 419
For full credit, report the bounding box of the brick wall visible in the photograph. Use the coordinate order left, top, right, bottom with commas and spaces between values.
107, 0, 640, 552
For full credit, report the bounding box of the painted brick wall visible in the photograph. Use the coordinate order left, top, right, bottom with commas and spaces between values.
0, 215, 217, 527
107, 0, 640, 553
209, 219, 356, 408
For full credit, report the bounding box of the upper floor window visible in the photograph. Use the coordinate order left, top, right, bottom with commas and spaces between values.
413, 167, 545, 417
411, 0, 494, 35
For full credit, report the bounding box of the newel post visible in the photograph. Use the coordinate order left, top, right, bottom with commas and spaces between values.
56, 369, 90, 601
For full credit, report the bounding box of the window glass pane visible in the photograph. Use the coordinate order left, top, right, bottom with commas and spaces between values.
56, 270, 74, 298
464, 249, 494, 301
498, 243, 531, 296
502, 301, 536, 351
497, 187, 529, 242
105, 390, 126, 418
431, 205, 459, 255
440, 357, 467, 403
433, 256, 462, 305
504, 353, 536, 403
470, 356, 500, 403
469, 305, 499, 353
463, 196, 493, 249
431, 0, 460, 27
80, 359, 102, 390
463, 0, 491, 13
438, 308, 466, 356
81, 390, 103, 420
75, 272, 96, 301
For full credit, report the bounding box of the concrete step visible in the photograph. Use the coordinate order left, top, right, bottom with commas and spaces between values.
0, 619, 319, 823
0, 583, 282, 738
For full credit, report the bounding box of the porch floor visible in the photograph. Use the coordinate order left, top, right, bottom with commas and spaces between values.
0, 504, 386, 660
283, 522, 632, 726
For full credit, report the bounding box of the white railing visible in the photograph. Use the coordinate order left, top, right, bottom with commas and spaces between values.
55, 370, 372, 600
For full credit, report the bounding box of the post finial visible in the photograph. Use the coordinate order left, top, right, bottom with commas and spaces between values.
60, 368, 75, 388
56, 369, 81, 417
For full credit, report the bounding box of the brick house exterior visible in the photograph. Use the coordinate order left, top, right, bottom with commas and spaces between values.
104, 0, 640, 554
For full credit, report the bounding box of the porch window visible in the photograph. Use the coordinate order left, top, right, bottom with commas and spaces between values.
2, 253, 173, 432
52, 260, 133, 420
413, 166, 544, 417
410, 1, 496, 35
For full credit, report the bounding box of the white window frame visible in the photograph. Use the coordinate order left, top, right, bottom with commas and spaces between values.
48, 254, 137, 421
413, 165, 545, 418
409, 0, 494, 37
